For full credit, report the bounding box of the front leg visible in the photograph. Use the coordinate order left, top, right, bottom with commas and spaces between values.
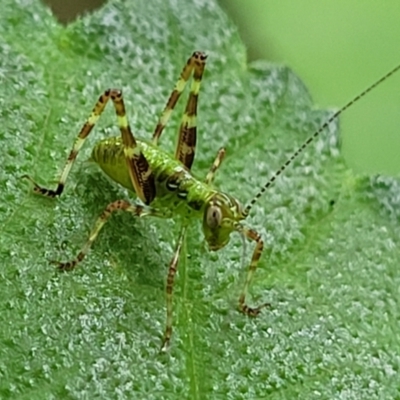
236, 225, 270, 316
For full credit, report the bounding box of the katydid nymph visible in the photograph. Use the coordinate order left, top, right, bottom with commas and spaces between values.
23, 52, 400, 350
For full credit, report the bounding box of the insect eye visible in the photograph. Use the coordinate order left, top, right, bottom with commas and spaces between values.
206, 205, 222, 229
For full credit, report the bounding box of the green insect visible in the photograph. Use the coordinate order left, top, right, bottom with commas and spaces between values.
23, 52, 400, 350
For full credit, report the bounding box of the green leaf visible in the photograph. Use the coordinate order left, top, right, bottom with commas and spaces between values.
1, 0, 400, 398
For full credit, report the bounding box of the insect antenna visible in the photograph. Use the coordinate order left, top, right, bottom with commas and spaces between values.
244, 62, 400, 216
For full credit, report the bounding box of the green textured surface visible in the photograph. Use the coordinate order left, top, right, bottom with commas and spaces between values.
1, 0, 400, 398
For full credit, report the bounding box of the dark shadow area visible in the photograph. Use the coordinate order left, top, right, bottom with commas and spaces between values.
42, 0, 105, 23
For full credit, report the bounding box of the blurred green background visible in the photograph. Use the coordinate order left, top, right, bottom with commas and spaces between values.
44, 0, 400, 175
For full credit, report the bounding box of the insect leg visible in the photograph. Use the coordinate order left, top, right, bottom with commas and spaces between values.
152, 51, 206, 146
23, 89, 155, 204
174, 52, 207, 170
161, 225, 187, 352
22, 90, 112, 198
109, 89, 155, 204
53, 200, 168, 271
236, 225, 270, 316
204, 147, 226, 184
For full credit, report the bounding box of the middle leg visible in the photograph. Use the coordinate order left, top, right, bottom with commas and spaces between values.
53, 200, 167, 271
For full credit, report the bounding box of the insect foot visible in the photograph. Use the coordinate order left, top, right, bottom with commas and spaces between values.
50, 259, 81, 272
239, 300, 271, 317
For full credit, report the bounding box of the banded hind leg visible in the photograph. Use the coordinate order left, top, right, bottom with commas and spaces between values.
152, 51, 207, 169
53, 200, 168, 271
23, 89, 155, 204
174, 52, 207, 169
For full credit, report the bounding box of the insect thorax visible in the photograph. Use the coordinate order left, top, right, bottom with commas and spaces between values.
91, 136, 216, 217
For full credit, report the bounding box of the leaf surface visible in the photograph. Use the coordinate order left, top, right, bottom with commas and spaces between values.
1, 0, 400, 398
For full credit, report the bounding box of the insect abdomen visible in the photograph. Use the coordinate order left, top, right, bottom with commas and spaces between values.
91, 136, 134, 191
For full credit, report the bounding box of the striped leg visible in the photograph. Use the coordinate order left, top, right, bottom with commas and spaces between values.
52, 200, 166, 271
152, 51, 207, 150
236, 225, 270, 316
161, 225, 187, 352
204, 147, 226, 184
174, 52, 207, 170
23, 89, 155, 205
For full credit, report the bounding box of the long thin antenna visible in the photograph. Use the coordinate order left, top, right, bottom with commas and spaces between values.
244, 62, 400, 216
